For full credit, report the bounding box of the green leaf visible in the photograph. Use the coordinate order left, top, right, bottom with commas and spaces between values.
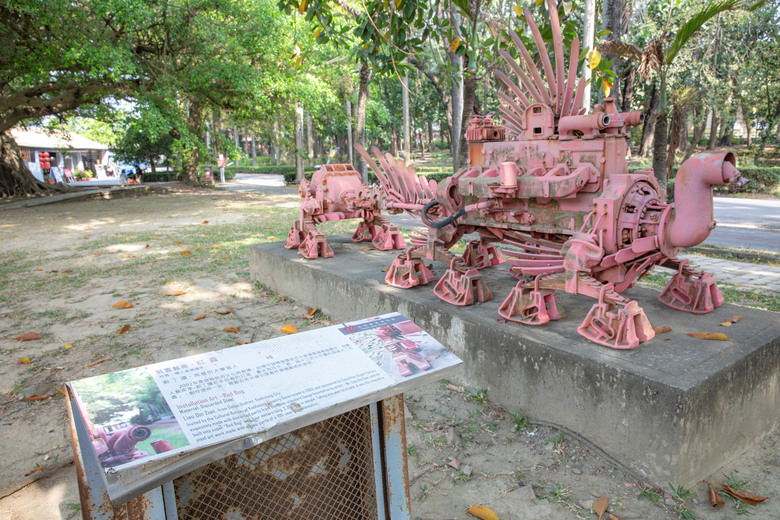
666, 0, 738, 65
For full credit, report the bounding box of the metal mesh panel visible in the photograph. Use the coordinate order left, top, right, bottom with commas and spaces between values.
174, 406, 379, 520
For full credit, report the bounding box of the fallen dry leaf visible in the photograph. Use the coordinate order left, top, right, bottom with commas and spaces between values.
381, 266, 389, 272
85, 357, 110, 368
18, 358, 31, 364
281, 324, 298, 334
24, 466, 43, 477
215, 310, 232, 315
176, 239, 181, 244
720, 314, 744, 327
118, 325, 131, 335
50, 270, 58, 273
145, 244, 150, 248
23, 395, 52, 402
202, 220, 209, 224
608, 515, 620, 520
466, 505, 498, 520
446, 383, 465, 393
211, 245, 219, 249
224, 327, 239, 333
193, 314, 207, 321
166, 290, 185, 296
222, 255, 229, 259
706, 481, 768, 506
682, 330, 731, 341
112, 301, 134, 309
195, 246, 201, 251
708, 485, 726, 507
652, 325, 671, 334
593, 496, 608, 519
236, 340, 248, 345
61, 269, 72, 273
447, 459, 461, 471
64, 343, 73, 349
10, 332, 41, 341
362, 247, 374, 251
34, 268, 42, 271
307, 308, 317, 317
181, 251, 192, 255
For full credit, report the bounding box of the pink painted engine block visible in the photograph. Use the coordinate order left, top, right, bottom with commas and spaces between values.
357, 1, 747, 349
286, 163, 406, 258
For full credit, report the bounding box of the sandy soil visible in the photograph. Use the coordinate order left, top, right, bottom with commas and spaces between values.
0, 185, 778, 520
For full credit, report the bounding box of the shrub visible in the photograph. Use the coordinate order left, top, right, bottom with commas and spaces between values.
143, 171, 181, 182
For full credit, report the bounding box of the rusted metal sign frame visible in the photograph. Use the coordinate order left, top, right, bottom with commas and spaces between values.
70, 391, 411, 519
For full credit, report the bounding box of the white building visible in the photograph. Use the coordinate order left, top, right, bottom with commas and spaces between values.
11, 128, 110, 182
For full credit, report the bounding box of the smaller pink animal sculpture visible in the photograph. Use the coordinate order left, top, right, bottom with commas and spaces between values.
285, 163, 407, 259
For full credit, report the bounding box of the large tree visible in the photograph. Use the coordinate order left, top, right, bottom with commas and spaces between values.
0, 0, 295, 197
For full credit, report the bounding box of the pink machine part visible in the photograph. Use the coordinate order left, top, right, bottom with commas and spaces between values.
285, 163, 407, 259
357, 0, 746, 350
376, 324, 431, 377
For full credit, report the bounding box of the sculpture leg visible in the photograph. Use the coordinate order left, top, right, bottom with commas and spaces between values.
576, 283, 654, 349
284, 221, 305, 249
433, 260, 492, 306
658, 259, 724, 313
298, 229, 334, 259
351, 221, 375, 242
461, 239, 506, 269
498, 276, 563, 325
385, 252, 435, 289
371, 222, 407, 250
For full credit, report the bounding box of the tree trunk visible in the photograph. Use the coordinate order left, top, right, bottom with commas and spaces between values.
620, 66, 636, 112
356, 63, 371, 183
182, 98, 203, 185
582, 0, 597, 111
602, 0, 624, 102
639, 82, 659, 157
682, 108, 708, 162
403, 73, 410, 164
273, 119, 280, 166
707, 108, 719, 149
251, 132, 257, 167
0, 130, 61, 198
306, 112, 314, 166
295, 104, 304, 182
390, 127, 398, 156
458, 55, 478, 169
450, 56, 463, 170
652, 110, 668, 194
346, 99, 353, 166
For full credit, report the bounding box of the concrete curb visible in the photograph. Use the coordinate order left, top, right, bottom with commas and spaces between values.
687, 246, 780, 264
0, 184, 166, 211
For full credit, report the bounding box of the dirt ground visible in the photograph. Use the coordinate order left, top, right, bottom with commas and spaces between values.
0, 185, 778, 520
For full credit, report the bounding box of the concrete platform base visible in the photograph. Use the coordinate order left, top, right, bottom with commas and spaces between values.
249, 235, 780, 487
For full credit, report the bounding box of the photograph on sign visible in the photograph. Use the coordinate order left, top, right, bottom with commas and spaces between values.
338, 314, 460, 381
69, 367, 189, 470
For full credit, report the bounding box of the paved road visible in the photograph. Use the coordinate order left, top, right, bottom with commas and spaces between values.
706, 197, 780, 253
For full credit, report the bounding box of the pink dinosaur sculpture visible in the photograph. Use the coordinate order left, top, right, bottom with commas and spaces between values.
357, 0, 747, 349
285, 163, 406, 258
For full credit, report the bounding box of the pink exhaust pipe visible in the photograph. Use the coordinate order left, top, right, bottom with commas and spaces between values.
669, 151, 742, 249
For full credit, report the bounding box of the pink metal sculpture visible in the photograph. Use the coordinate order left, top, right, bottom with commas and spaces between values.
358, 0, 747, 349
285, 163, 406, 258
